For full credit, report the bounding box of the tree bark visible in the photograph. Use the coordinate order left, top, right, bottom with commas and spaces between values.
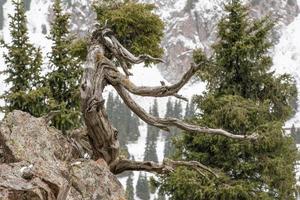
80, 26, 257, 175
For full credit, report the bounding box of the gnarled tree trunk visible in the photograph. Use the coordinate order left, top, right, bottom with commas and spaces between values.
80, 25, 257, 176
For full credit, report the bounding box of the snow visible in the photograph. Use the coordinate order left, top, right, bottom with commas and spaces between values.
1, 0, 300, 197
273, 10, 300, 127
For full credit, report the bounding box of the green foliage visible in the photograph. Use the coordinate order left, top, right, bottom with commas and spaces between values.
136, 173, 151, 200
291, 124, 300, 144
106, 92, 140, 147
184, 99, 196, 119
195, 0, 297, 120
46, 0, 82, 132
94, 0, 164, 64
164, 98, 183, 157
144, 100, 160, 162
69, 38, 88, 61
126, 172, 135, 200
160, 1, 298, 199
1, 0, 49, 117
163, 95, 297, 200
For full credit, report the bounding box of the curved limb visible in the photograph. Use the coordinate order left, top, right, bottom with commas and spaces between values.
110, 158, 218, 178
105, 63, 202, 101
97, 27, 163, 76
101, 28, 164, 64
113, 84, 257, 140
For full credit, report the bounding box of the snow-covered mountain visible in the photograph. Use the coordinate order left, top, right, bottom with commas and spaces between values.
1, 0, 300, 198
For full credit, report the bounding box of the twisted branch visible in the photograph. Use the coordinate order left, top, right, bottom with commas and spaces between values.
110, 158, 218, 178
112, 84, 257, 140
100, 27, 164, 76
80, 25, 258, 176
105, 63, 201, 101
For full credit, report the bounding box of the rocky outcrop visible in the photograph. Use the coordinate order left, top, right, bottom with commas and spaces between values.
0, 111, 125, 200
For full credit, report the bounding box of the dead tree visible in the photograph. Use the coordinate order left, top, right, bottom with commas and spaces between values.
80, 24, 257, 177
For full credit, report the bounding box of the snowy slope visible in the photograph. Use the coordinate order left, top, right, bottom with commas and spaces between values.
1, 0, 300, 198
273, 6, 300, 127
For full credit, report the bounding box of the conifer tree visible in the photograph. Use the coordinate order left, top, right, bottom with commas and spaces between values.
184, 99, 196, 119
106, 93, 140, 147
136, 173, 151, 200
126, 171, 135, 200
46, 0, 82, 132
160, 1, 297, 199
165, 98, 174, 118
164, 99, 183, 157
128, 113, 140, 141
1, 0, 49, 117
144, 101, 159, 162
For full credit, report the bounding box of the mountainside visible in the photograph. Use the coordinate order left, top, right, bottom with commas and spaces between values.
1, 1, 300, 199
1, 0, 300, 125
144, 0, 299, 81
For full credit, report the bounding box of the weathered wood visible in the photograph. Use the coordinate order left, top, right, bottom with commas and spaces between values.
80, 26, 257, 175
80, 42, 119, 164
110, 158, 218, 178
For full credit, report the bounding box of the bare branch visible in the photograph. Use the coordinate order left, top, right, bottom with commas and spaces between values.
105, 63, 200, 101
114, 85, 257, 140
110, 158, 218, 178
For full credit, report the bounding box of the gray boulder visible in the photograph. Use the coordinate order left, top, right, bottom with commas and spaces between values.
0, 111, 125, 200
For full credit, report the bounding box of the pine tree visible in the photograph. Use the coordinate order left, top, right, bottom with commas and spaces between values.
46, 0, 82, 132
128, 113, 140, 142
165, 98, 174, 118
136, 173, 151, 200
161, 1, 297, 199
106, 92, 114, 117
291, 124, 297, 142
106, 93, 140, 146
126, 172, 135, 200
1, 0, 49, 117
173, 100, 183, 119
164, 99, 182, 157
144, 102, 159, 163
185, 99, 196, 119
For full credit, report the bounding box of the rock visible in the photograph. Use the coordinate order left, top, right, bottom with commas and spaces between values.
0, 110, 125, 200
147, 0, 300, 82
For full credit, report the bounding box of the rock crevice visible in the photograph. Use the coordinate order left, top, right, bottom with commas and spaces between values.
0, 111, 125, 200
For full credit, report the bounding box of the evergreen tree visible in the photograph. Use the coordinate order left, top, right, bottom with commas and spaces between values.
165, 98, 174, 118
152, 99, 159, 118
106, 92, 114, 117
185, 99, 196, 119
173, 100, 183, 119
46, 0, 82, 132
0, 0, 49, 117
126, 171, 135, 200
155, 193, 166, 200
94, 0, 164, 65
291, 124, 297, 142
136, 173, 151, 200
161, 1, 297, 199
164, 99, 183, 157
106, 93, 140, 146
128, 113, 140, 141
144, 101, 159, 163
